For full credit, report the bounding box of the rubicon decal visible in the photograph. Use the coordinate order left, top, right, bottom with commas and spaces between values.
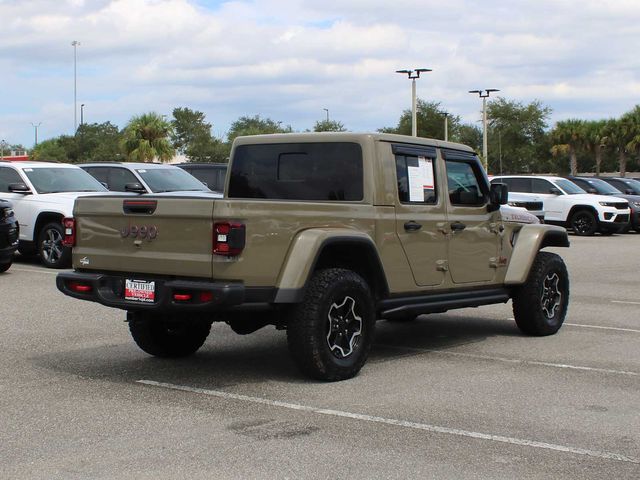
120, 225, 158, 240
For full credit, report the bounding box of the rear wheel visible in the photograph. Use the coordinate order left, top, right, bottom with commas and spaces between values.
38, 222, 71, 268
128, 311, 211, 357
512, 252, 569, 336
287, 268, 375, 381
569, 210, 597, 236
0, 262, 11, 273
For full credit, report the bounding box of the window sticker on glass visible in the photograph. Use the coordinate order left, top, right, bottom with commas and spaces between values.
407, 156, 434, 202
24, 168, 33, 172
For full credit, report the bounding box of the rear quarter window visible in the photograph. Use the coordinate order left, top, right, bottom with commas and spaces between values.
228, 142, 363, 201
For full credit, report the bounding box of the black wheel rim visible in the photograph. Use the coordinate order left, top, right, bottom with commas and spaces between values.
41, 228, 63, 264
326, 296, 362, 358
541, 273, 562, 319
573, 214, 594, 234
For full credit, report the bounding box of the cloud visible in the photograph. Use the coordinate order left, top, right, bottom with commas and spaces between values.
0, 0, 639, 146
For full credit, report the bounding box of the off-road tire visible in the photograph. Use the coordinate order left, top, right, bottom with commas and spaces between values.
127, 311, 211, 358
287, 268, 375, 381
0, 262, 11, 273
569, 210, 597, 236
38, 222, 71, 268
512, 252, 569, 336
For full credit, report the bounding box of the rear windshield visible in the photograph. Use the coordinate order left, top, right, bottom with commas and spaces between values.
228, 142, 363, 201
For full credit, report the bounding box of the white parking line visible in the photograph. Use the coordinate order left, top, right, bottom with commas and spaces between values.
10, 267, 59, 275
374, 344, 640, 377
506, 318, 640, 334
611, 300, 640, 306
137, 379, 638, 464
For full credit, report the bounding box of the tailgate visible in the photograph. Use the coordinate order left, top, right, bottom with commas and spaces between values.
72, 196, 214, 278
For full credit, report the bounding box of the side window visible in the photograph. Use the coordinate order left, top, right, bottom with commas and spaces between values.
0, 167, 23, 192
506, 178, 531, 192
445, 161, 486, 206
109, 168, 139, 192
395, 154, 437, 204
531, 178, 555, 194
84, 167, 109, 186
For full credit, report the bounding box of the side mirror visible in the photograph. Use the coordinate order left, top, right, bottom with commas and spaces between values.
124, 182, 147, 194
8, 182, 31, 194
490, 182, 508, 205
549, 187, 562, 195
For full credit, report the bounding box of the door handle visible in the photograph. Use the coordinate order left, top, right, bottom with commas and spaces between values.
450, 222, 466, 232
404, 221, 422, 232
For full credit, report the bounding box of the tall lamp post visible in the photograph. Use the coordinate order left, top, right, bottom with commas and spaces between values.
31, 122, 42, 146
438, 111, 450, 142
469, 88, 499, 171
81, 104, 85, 126
323, 108, 329, 122
0, 139, 7, 160
71, 40, 81, 132
396, 68, 432, 137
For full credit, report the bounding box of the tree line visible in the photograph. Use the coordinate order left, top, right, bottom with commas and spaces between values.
25, 101, 640, 175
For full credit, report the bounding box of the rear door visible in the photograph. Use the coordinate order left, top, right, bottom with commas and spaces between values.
393, 144, 448, 286
443, 150, 499, 284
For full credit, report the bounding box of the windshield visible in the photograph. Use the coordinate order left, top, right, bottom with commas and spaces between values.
621, 178, 640, 194
136, 168, 209, 193
24, 167, 107, 194
582, 178, 622, 195
555, 178, 586, 195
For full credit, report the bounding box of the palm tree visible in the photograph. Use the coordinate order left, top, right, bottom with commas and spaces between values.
551, 119, 585, 175
121, 112, 175, 162
582, 120, 607, 174
603, 118, 632, 177
623, 106, 640, 173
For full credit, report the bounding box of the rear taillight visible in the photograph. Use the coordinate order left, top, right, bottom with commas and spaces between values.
213, 222, 245, 256
62, 217, 76, 247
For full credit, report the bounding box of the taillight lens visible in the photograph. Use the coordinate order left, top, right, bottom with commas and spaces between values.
213, 222, 245, 256
62, 217, 76, 247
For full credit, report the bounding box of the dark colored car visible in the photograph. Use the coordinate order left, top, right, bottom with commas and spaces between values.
566, 176, 640, 232
598, 177, 640, 195
177, 163, 227, 193
0, 199, 19, 272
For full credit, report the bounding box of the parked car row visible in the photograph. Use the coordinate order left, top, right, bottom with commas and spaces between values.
0, 160, 227, 269
490, 175, 640, 235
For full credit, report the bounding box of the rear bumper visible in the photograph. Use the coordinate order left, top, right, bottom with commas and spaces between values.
0, 223, 19, 263
56, 271, 246, 311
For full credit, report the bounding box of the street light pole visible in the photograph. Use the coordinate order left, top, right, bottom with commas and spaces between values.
323, 108, 329, 122
71, 40, 81, 132
0, 140, 6, 160
396, 68, 432, 137
469, 89, 499, 171
440, 111, 450, 142
31, 122, 42, 146
81, 104, 85, 126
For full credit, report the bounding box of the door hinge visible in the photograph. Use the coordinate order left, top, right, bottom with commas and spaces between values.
489, 256, 508, 268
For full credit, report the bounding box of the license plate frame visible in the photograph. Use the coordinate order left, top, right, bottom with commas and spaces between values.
124, 279, 156, 303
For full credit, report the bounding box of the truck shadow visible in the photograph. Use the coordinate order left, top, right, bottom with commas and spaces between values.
31, 314, 522, 386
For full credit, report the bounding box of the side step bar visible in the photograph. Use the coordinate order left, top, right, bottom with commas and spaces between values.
378, 288, 511, 319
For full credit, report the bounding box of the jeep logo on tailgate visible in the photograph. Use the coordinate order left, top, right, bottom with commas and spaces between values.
121, 225, 158, 240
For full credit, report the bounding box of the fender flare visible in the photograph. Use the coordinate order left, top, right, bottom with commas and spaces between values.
504, 224, 569, 285
273, 228, 387, 303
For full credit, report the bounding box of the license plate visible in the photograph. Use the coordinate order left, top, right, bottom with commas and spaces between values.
125, 279, 156, 303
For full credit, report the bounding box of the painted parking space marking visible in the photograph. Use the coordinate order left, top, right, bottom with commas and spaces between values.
374, 344, 640, 377
611, 300, 640, 306
506, 317, 640, 334
137, 379, 638, 465
10, 267, 59, 275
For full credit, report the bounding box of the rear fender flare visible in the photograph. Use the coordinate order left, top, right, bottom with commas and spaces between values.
273, 229, 386, 303
505, 224, 569, 285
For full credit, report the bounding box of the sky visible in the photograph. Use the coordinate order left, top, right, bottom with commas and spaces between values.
1, 0, 639, 148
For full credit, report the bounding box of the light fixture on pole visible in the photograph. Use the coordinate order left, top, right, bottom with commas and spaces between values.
469, 88, 499, 171
31, 122, 42, 146
323, 108, 329, 122
396, 68, 432, 137
81, 104, 85, 126
71, 40, 81, 132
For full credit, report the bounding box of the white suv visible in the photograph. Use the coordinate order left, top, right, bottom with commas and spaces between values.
0, 161, 114, 268
490, 175, 630, 236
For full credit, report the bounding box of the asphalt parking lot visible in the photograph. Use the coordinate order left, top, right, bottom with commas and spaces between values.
1, 234, 639, 479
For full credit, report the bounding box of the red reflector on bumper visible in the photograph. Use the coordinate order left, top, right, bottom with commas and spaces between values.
173, 293, 192, 301
199, 291, 214, 302
69, 281, 92, 293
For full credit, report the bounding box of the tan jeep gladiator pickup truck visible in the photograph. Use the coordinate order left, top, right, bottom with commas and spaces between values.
57, 133, 570, 381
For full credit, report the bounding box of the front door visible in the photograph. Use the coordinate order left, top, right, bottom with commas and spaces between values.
394, 145, 448, 286
444, 153, 499, 284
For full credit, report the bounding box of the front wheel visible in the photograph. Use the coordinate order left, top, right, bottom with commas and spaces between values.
287, 268, 375, 381
512, 252, 569, 336
0, 262, 11, 273
127, 312, 211, 357
38, 222, 71, 268
569, 210, 597, 236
